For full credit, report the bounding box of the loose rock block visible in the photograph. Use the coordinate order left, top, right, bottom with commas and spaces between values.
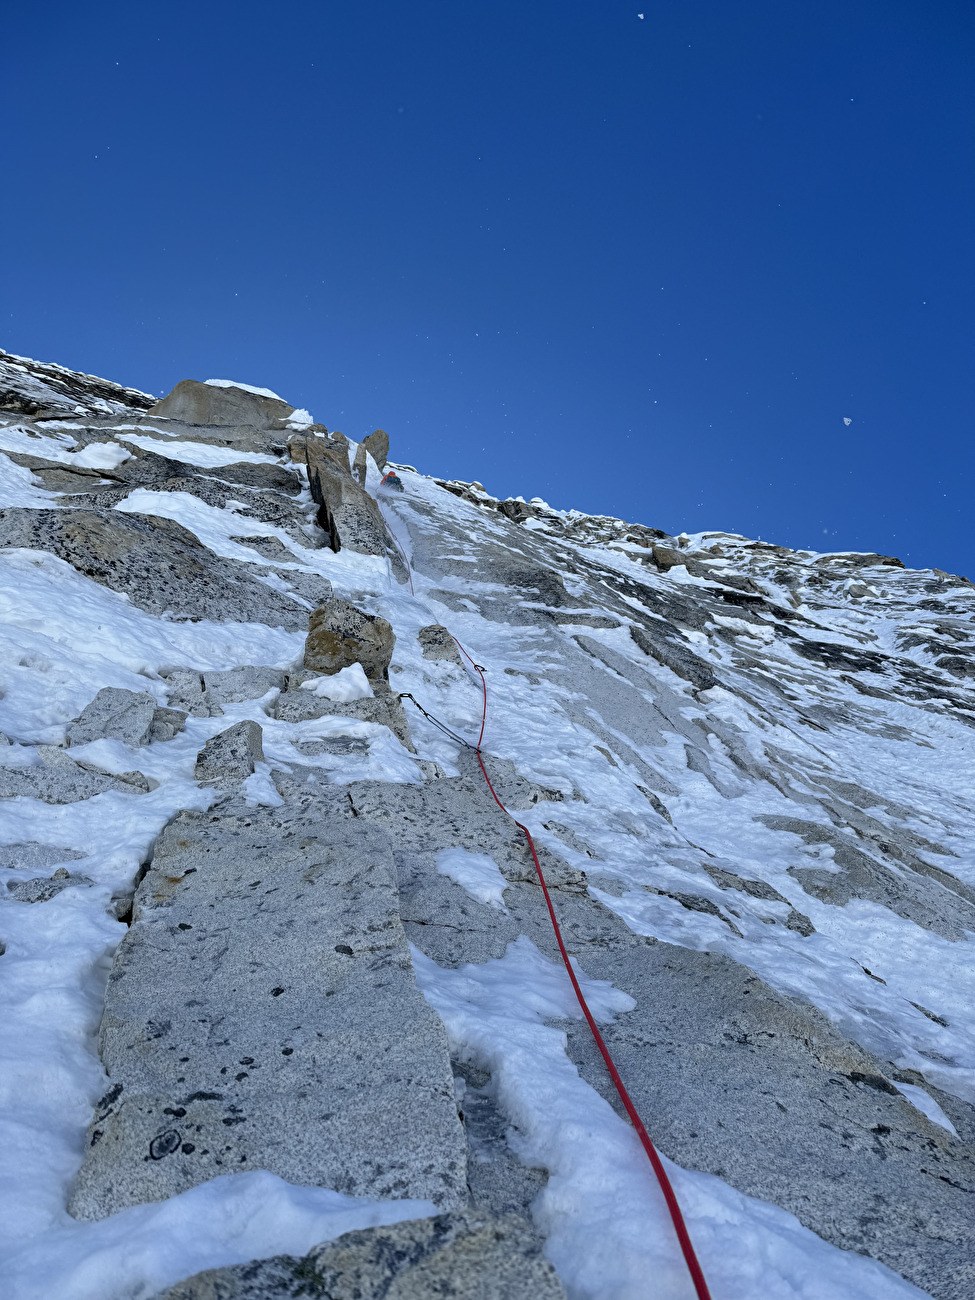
202, 666, 287, 704
149, 380, 295, 429
304, 598, 395, 683
149, 707, 188, 742
194, 721, 264, 785
270, 689, 413, 748
67, 687, 158, 747
418, 624, 464, 665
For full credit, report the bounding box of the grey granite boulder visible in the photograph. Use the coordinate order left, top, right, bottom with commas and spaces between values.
68, 688, 157, 747
194, 721, 265, 785
418, 624, 464, 665
68, 792, 466, 1219
0, 749, 141, 804
152, 1211, 565, 1299
68, 688, 185, 747
304, 599, 395, 683
149, 380, 295, 428
162, 671, 224, 719
0, 842, 84, 871
150, 707, 189, 742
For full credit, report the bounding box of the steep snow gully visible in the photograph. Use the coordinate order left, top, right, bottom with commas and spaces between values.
0, 348, 972, 1300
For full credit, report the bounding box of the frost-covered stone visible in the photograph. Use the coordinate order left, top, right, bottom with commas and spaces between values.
194, 721, 265, 785
270, 690, 412, 748
64, 689, 185, 748
298, 663, 373, 701
153, 1211, 565, 1300
0, 347, 155, 418
0, 842, 85, 870
149, 706, 189, 742
0, 753, 139, 803
0, 508, 309, 629
162, 670, 224, 719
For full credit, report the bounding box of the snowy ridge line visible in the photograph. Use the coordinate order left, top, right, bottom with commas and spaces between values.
0, 350, 156, 403
0, 348, 156, 411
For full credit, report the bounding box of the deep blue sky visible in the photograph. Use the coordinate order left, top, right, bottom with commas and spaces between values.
3, 2, 972, 572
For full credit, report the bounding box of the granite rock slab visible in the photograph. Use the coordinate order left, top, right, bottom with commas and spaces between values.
0, 507, 309, 629
68, 795, 467, 1219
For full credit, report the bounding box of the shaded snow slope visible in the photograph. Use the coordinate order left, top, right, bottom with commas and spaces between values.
0, 353, 972, 1300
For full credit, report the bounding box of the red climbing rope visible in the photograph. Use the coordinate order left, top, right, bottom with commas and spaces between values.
391, 523, 712, 1299
449, 637, 713, 1300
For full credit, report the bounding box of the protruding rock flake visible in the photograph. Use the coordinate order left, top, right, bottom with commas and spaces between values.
0, 350, 972, 1300
193, 720, 266, 786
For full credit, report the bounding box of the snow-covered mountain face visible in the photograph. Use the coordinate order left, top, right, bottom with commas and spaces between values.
0, 354, 972, 1300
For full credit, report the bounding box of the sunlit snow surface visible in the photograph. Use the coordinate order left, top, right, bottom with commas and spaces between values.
1, 425, 970, 1297
414, 939, 928, 1300
203, 378, 284, 400
0, 424, 131, 470
116, 433, 282, 468
435, 847, 510, 911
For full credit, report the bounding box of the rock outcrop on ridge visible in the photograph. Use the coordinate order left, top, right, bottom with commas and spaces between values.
0, 358, 974, 1300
